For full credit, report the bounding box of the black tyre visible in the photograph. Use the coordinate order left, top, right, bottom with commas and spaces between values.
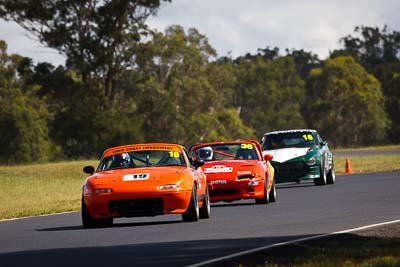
327, 168, 335, 184
199, 187, 211, 219
82, 196, 113, 228
269, 180, 277, 203
314, 163, 327, 186
182, 185, 199, 222
255, 176, 270, 204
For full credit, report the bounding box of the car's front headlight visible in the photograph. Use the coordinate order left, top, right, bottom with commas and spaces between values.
159, 184, 179, 190
93, 188, 113, 194
306, 156, 316, 166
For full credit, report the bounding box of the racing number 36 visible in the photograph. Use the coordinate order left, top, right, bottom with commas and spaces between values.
241, 144, 253, 149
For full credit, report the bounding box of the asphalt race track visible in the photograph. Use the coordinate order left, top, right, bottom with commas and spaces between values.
1, 171, 400, 267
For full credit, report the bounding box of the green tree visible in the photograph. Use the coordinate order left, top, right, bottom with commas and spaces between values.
234, 55, 306, 138
335, 25, 400, 142
305, 56, 389, 147
0, 40, 56, 164
0, 0, 171, 100
0, 1, 167, 157
25, 63, 144, 158
286, 49, 322, 80
134, 25, 252, 146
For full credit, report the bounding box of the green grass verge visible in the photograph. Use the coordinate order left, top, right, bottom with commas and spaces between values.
334, 154, 400, 174
217, 233, 400, 267
333, 144, 400, 151
0, 160, 97, 219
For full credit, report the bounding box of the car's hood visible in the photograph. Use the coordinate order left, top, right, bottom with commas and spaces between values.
263, 147, 309, 163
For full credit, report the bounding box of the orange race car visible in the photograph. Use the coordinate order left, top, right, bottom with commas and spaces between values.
81, 143, 210, 228
189, 140, 276, 204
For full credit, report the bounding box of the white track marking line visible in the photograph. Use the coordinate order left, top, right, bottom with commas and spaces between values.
0, 211, 78, 222
187, 219, 400, 267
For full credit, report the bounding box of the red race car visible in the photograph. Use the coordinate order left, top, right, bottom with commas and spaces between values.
81, 143, 209, 228
189, 140, 276, 204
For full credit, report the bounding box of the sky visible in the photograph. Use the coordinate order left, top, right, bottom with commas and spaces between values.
1, 0, 399, 66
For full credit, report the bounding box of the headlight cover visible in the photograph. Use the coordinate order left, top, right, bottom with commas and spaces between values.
306, 156, 316, 166
93, 188, 113, 194
159, 184, 179, 190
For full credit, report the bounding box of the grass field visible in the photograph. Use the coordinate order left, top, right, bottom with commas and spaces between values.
0, 160, 97, 219
0, 146, 399, 219
334, 154, 400, 174
214, 232, 400, 267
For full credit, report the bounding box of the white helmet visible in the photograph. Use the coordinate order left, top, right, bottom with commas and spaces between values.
198, 146, 213, 161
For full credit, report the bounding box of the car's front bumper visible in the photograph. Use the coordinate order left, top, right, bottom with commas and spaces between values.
271, 161, 320, 183
208, 178, 264, 202
83, 189, 192, 219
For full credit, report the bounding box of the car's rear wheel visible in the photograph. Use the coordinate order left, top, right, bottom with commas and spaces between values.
182, 185, 199, 222
269, 180, 277, 203
199, 187, 211, 219
81, 196, 113, 228
255, 176, 270, 204
314, 162, 327, 186
327, 168, 335, 184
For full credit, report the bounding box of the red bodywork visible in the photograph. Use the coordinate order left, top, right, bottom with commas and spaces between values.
189, 140, 275, 203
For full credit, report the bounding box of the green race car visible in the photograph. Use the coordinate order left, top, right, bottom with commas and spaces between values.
261, 129, 335, 185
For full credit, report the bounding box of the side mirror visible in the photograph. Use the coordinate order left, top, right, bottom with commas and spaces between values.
320, 141, 327, 147
264, 154, 273, 161
83, 166, 95, 175
193, 159, 205, 169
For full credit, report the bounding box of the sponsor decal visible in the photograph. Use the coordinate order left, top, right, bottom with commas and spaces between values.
112, 145, 180, 154
204, 165, 233, 173
237, 170, 252, 175
122, 173, 150, 181
248, 181, 259, 186
210, 180, 227, 185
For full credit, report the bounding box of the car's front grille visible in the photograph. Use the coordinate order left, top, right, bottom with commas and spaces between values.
108, 198, 163, 217
210, 188, 239, 196
271, 162, 310, 179
272, 161, 306, 173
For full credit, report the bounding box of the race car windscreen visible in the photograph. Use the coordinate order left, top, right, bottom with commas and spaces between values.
97, 150, 185, 171
263, 132, 318, 150
194, 144, 258, 161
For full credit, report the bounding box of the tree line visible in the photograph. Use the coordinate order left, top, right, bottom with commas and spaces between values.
0, 1, 398, 164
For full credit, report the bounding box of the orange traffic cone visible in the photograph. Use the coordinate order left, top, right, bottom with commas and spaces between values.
345, 157, 353, 174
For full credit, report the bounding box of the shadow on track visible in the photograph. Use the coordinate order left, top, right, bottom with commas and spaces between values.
211, 202, 256, 208
276, 181, 315, 189
0, 234, 317, 267
37, 219, 183, 232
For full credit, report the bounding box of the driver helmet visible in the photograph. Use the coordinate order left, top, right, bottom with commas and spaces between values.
198, 146, 213, 161
114, 152, 130, 167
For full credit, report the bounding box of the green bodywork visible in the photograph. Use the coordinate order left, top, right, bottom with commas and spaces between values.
262, 129, 334, 184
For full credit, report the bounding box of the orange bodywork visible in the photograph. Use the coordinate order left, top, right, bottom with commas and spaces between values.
82, 143, 207, 220
189, 140, 275, 203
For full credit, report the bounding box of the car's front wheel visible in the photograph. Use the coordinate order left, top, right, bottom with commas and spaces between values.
269, 180, 277, 203
199, 187, 211, 219
255, 176, 270, 204
182, 185, 199, 222
327, 168, 335, 184
314, 162, 327, 186
81, 196, 113, 228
